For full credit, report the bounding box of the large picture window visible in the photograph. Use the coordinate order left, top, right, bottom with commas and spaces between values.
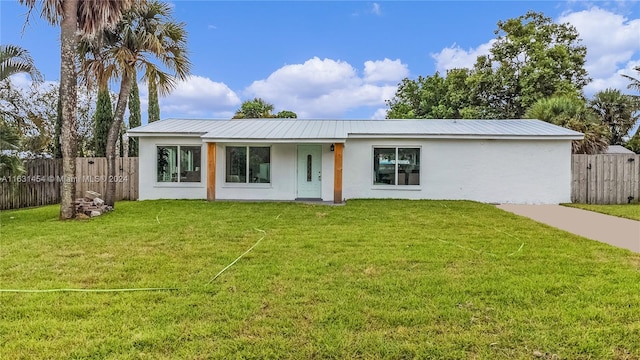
157, 145, 201, 183
373, 147, 420, 186
226, 146, 271, 184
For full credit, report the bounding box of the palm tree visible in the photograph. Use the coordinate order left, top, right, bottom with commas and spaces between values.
621, 66, 640, 149
18, 0, 134, 219
621, 66, 640, 93
81, 0, 190, 206
232, 98, 276, 119
0, 44, 43, 82
525, 95, 610, 154
1, 45, 42, 177
589, 89, 640, 145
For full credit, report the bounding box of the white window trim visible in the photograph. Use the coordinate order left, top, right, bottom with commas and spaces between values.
371, 145, 422, 190
223, 145, 272, 187
155, 144, 203, 184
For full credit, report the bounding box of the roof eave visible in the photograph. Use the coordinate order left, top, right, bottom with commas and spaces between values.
347, 134, 584, 140
126, 131, 209, 137
199, 137, 346, 143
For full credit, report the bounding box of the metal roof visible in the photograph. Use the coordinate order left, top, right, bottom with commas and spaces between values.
604, 145, 635, 154
127, 118, 584, 141
126, 118, 226, 136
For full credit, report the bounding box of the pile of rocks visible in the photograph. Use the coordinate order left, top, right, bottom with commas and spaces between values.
75, 191, 113, 218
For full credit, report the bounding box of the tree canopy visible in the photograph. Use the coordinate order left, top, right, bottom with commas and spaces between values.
525, 95, 609, 154
589, 89, 640, 146
232, 98, 298, 119
386, 11, 589, 120
382, 10, 640, 154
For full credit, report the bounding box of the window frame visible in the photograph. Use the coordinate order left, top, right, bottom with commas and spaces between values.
372, 146, 421, 189
156, 144, 203, 184
224, 145, 272, 187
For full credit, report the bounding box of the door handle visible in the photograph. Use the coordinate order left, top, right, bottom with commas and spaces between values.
318, 172, 321, 181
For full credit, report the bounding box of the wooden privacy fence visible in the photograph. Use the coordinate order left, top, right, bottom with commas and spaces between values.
1, 157, 139, 210
572, 154, 640, 204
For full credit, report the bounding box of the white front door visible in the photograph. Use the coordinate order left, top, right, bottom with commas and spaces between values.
297, 145, 322, 199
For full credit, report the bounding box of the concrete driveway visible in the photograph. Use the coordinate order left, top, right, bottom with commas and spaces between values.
497, 204, 640, 253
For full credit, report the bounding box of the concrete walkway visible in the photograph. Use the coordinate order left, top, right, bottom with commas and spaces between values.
497, 204, 640, 253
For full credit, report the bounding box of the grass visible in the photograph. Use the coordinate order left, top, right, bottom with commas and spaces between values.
1, 199, 639, 359
563, 203, 640, 221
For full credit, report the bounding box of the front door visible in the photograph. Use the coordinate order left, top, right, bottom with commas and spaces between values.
297, 145, 322, 199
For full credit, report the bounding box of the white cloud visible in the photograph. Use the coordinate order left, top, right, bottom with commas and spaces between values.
371, 108, 388, 120
584, 59, 640, 95
245, 57, 404, 118
247, 57, 359, 100
158, 75, 241, 118
431, 40, 496, 73
559, 7, 640, 79
371, 3, 381, 16
363, 58, 409, 83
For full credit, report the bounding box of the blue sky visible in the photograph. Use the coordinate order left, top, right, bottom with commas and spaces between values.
1, 0, 639, 122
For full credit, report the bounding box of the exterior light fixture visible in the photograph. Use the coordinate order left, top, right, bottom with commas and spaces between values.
330, 144, 335, 152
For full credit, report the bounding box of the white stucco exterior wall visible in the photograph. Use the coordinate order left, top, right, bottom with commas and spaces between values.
215, 143, 296, 201
138, 136, 207, 200
216, 143, 334, 201
342, 138, 572, 204
138, 136, 572, 204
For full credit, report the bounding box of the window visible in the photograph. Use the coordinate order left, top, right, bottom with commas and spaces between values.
226, 146, 270, 184
373, 147, 420, 186
157, 145, 201, 183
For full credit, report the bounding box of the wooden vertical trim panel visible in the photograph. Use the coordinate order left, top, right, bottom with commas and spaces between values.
333, 143, 344, 204
207, 143, 216, 201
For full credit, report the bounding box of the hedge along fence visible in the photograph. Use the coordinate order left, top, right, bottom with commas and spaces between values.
571, 154, 640, 204
1, 157, 139, 210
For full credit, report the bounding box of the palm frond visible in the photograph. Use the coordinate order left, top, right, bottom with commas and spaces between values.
0, 44, 43, 82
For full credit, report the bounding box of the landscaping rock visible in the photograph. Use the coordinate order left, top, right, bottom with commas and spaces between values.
74, 194, 112, 218
85, 191, 101, 200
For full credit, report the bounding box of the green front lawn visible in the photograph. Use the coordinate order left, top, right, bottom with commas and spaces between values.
563, 203, 640, 221
1, 200, 639, 359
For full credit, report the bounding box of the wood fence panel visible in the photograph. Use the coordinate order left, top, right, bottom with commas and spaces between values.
571, 155, 587, 203
0, 159, 63, 210
571, 154, 640, 204
74, 157, 138, 200
1, 157, 139, 210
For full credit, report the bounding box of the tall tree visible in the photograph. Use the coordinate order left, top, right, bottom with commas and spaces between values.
386, 11, 589, 120
525, 95, 609, 154
474, 11, 589, 118
128, 76, 141, 157
19, 0, 134, 219
93, 86, 113, 156
147, 69, 160, 122
589, 89, 640, 145
82, 0, 190, 206
386, 69, 476, 119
